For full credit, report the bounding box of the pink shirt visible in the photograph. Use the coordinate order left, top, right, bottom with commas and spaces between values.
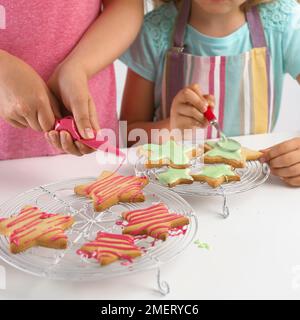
0, 0, 117, 160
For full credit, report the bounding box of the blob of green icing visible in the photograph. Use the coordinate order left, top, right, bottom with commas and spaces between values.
195, 165, 236, 179
143, 140, 194, 166
158, 167, 193, 185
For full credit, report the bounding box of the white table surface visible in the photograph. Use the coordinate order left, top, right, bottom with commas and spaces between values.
0, 132, 300, 300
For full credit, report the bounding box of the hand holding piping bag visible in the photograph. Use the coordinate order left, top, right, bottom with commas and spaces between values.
170, 84, 215, 131
46, 61, 99, 156
260, 138, 300, 187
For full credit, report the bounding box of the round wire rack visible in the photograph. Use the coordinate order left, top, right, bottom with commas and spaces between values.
0, 178, 197, 294
135, 156, 270, 218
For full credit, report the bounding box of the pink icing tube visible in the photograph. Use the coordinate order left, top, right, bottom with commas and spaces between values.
54, 116, 125, 158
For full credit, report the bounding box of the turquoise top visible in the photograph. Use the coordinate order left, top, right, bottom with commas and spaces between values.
120, 0, 300, 133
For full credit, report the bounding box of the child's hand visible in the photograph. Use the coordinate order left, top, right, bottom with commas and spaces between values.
260, 137, 300, 187
0, 50, 60, 131
47, 61, 100, 156
170, 84, 214, 131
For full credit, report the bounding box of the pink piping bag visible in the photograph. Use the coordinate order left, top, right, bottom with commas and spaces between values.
54, 116, 125, 158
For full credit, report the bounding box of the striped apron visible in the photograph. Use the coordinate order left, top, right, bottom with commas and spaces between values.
161, 0, 275, 139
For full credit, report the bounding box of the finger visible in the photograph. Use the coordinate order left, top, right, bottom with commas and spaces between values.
8, 113, 28, 127
189, 84, 210, 112
88, 96, 100, 132
60, 131, 83, 156
48, 92, 62, 120
6, 118, 27, 129
283, 176, 300, 187
203, 94, 215, 108
271, 163, 300, 178
178, 105, 209, 127
26, 111, 43, 131
179, 87, 208, 113
177, 115, 204, 130
74, 141, 95, 155
48, 130, 63, 150
37, 93, 59, 132
264, 138, 300, 161
69, 94, 95, 140
269, 150, 300, 169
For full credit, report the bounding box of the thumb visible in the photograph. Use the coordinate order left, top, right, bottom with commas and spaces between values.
48, 92, 62, 120
37, 92, 59, 132
70, 93, 95, 140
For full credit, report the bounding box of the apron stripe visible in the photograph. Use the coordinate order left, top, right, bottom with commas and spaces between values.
207, 56, 216, 139
268, 53, 275, 131
239, 54, 246, 135
211, 56, 221, 139
218, 56, 226, 138
244, 51, 252, 135
251, 48, 269, 133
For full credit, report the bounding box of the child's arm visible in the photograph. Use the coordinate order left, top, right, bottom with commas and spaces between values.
121, 70, 212, 146
47, 0, 144, 156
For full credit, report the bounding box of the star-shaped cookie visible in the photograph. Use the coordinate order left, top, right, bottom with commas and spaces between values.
122, 203, 190, 241
77, 232, 142, 266
191, 164, 240, 188
0, 206, 74, 254
138, 140, 202, 169
204, 141, 263, 168
74, 171, 149, 212
157, 167, 193, 188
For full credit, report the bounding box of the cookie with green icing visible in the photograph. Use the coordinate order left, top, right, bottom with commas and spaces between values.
191, 165, 240, 188
204, 140, 262, 168
158, 167, 194, 188
138, 140, 202, 169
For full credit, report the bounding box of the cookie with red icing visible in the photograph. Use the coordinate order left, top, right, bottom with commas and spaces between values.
0, 206, 74, 254
74, 171, 149, 212
77, 232, 142, 266
122, 203, 189, 241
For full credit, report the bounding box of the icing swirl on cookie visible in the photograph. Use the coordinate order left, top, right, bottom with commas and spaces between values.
0, 206, 73, 251
84, 174, 148, 205
77, 232, 142, 265
122, 203, 189, 240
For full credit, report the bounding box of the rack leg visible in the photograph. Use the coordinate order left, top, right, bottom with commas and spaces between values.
156, 267, 170, 296
220, 187, 230, 219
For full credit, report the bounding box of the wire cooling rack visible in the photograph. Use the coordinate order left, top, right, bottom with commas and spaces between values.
0, 178, 198, 295
135, 156, 270, 218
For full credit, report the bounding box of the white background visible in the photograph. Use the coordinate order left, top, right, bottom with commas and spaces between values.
115, 60, 300, 132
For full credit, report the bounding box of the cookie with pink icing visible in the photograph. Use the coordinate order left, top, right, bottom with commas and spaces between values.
77, 232, 142, 266
74, 171, 149, 212
122, 203, 189, 241
0, 206, 74, 254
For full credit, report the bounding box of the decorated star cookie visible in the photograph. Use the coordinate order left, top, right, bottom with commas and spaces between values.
122, 203, 190, 241
191, 165, 240, 188
74, 171, 149, 212
138, 140, 201, 169
0, 206, 74, 254
204, 140, 262, 168
158, 167, 193, 188
77, 232, 142, 266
